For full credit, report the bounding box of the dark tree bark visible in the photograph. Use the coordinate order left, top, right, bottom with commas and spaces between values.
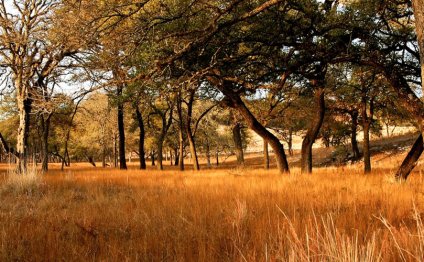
174, 147, 179, 166
135, 105, 147, 170
177, 94, 185, 171
61, 98, 82, 170
264, 139, 269, 169
206, 138, 211, 167
117, 85, 127, 170
102, 144, 107, 168
157, 142, 164, 170
232, 121, 245, 165
40, 113, 52, 173
322, 135, 331, 148
363, 40, 424, 179
395, 135, 424, 180
156, 106, 174, 170
151, 150, 155, 166
113, 133, 118, 168
216, 149, 219, 166
88, 156, 96, 167
217, 80, 289, 173
361, 93, 374, 174
301, 87, 325, 174
350, 110, 361, 160
0, 133, 18, 158
186, 89, 200, 170
178, 130, 185, 171
362, 121, 371, 173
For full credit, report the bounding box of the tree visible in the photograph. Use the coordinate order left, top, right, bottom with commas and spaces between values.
412, 0, 424, 95
0, 1, 77, 173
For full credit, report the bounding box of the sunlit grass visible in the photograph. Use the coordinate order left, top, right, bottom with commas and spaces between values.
0, 154, 424, 261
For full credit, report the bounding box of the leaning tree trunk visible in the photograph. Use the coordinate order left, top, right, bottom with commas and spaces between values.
16, 94, 32, 174
219, 81, 289, 173
117, 85, 127, 170
395, 135, 424, 180
389, 1, 424, 179
187, 133, 199, 170
135, 106, 146, 170
264, 139, 270, 169
351, 111, 361, 160
232, 122, 245, 166
186, 90, 200, 171
301, 87, 325, 174
397, 1, 424, 180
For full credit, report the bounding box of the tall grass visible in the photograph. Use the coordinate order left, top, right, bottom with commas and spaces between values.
1, 163, 42, 196
0, 162, 424, 261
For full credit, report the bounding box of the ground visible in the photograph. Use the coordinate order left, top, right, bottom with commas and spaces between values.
1, 135, 424, 261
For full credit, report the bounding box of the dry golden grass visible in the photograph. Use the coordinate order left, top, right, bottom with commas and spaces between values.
1, 152, 424, 261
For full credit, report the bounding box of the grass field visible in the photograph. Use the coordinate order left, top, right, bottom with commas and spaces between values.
1, 149, 424, 261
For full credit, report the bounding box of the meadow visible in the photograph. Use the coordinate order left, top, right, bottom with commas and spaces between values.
1, 151, 424, 261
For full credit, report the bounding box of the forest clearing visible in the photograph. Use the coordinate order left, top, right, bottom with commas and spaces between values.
1, 143, 424, 261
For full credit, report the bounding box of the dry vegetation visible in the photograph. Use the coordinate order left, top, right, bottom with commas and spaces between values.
0, 151, 424, 262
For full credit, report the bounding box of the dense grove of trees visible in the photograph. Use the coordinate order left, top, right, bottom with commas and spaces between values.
0, 0, 423, 180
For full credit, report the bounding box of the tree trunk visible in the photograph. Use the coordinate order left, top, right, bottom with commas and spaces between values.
88, 156, 96, 167
102, 144, 106, 168
232, 122, 245, 165
157, 139, 164, 170
64, 128, 71, 167
301, 87, 325, 174
218, 82, 289, 173
398, 1, 424, 180
350, 110, 361, 160
186, 90, 200, 171
264, 140, 269, 170
41, 113, 52, 173
16, 95, 32, 174
412, 0, 424, 96
186, 131, 199, 170
135, 106, 146, 169
117, 85, 127, 170
371, 65, 424, 179
362, 121, 372, 173
361, 91, 374, 174
206, 139, 211, 167
151, 150, 155, 166
395, 135, 424, 180
113, 134, 118, 168
174, 147, 179, 166
288, 128, 294, 156
178, 131, 185, 171
216, 150, 219, 166
177, 96, 185, 171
